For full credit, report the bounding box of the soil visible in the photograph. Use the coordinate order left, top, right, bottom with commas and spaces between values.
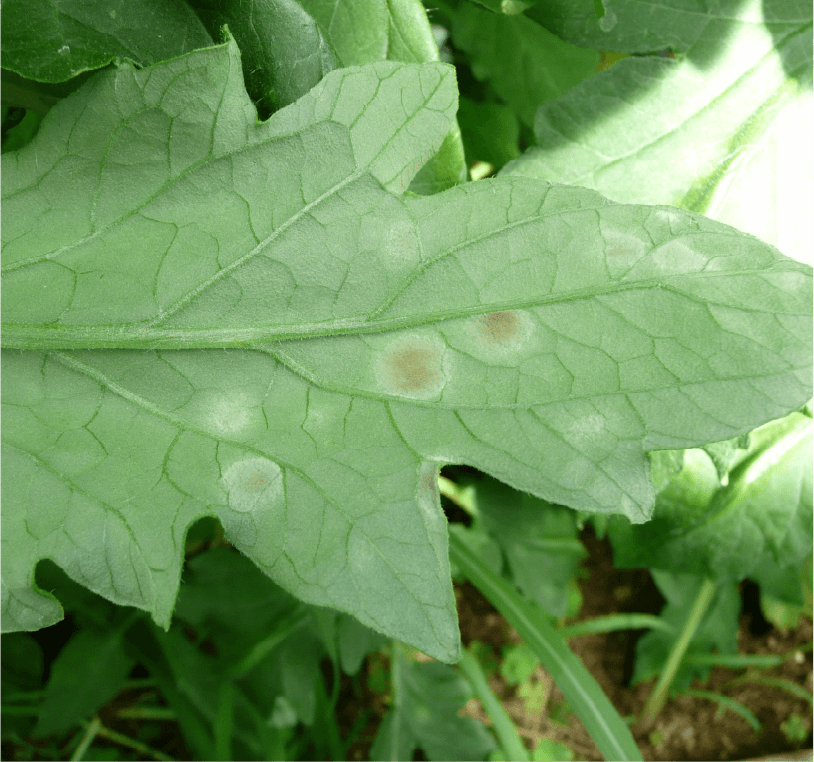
343, 526, 813, 762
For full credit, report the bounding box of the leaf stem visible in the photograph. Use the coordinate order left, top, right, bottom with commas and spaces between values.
438, 476, 478, 515
635, 578, 717, 733
70, 717, 102, 762
75, 717, 175, 762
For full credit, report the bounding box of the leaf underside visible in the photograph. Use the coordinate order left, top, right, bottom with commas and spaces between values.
2, 40, 811, 660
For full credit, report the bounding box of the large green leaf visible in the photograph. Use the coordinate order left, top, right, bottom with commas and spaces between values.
1, 0, 213, 83
503, 0, 813, 264
2, 41, 811, 661
609, 413, 813, 581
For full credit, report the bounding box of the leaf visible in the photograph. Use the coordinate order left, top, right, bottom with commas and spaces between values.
474, 476, 587, 616
503, 0, 814, 264
2, 42, 811, 664
1, 0, 213, 83
457, 647, 531, 762
609, 414, 813, 581
525, 0, 805, 55
631, 571, 740, 691
189, 0, 337, 116
457, 98, 521, 171
298, 0, 468, 192
449, 531, 643, 761
173, 546, 304, 665
335, 612, 390, 675
372, 645, 497, 761
34, 629, 133, 736
452, 2, 599, 126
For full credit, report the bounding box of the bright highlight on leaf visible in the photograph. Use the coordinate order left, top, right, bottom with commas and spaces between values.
2, 37, 811, 662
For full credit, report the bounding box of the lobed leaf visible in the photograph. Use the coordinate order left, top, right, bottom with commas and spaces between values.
1, 41, 811, 662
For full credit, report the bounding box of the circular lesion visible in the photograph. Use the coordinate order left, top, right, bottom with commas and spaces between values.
475, 311, 522, 344
383, 342, 444, 394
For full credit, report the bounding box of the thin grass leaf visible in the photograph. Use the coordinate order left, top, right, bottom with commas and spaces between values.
558, 614, 673, 640
448, 531, 642, 761
456, 648, 530, 761
679, 689, 761, 731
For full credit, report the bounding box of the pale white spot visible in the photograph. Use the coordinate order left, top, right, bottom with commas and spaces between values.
598, 8, 617, 31
568, 413, 605, 446
601, 230, 649, 264
649, 239, 707, 274
383, 219, 419, 265
652, 207, 683, 226
205, 393, 253, 437
57, 45, 70, 55
221, 457, 283, 514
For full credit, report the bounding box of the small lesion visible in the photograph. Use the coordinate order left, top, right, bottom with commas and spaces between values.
475, 311, 521, 344
244, 473, 268, 493
383, 341, 444, 395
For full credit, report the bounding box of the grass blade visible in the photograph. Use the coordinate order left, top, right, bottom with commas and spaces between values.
457, 648, 530, 761
679, 689, 761, 731
448, 531, 642, 761
558, 614, 673, 639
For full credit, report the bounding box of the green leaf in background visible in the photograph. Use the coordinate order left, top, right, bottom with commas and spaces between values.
500, 641, 540, 686
189, 0, 337, 116
173, 546, 305, 666
457, 97, 521, 171
33, 629, 134, 737
609, 413, 813, 582
2, 38, 811, 662
468, 0, 536, 16
504, 0, 813, 264
631, 571, 740, 691
1, 633, 44, 695
701, 433, 751, 483
370, 644, 496, 761
525, 0, 797, 55
452, 1, 599, 127
750, 553, 810, 608
474, 476, 587, 616
299, 0, 468, 191
1, 0, 213, 83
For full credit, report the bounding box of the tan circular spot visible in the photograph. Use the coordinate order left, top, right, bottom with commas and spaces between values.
383, 342, 443, 394
476, 311, 521, 344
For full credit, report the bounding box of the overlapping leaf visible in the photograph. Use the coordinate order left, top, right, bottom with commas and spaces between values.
504, 0, 813, 264
609, 413, 813, 581
2, 40, 811, 661
2, 0, 213, 82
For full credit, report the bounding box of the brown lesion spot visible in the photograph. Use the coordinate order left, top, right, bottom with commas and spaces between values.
244, 473, 268, 493
606, 245, 633, 257
383, 341, 443, 395
476, 311, 521, 344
